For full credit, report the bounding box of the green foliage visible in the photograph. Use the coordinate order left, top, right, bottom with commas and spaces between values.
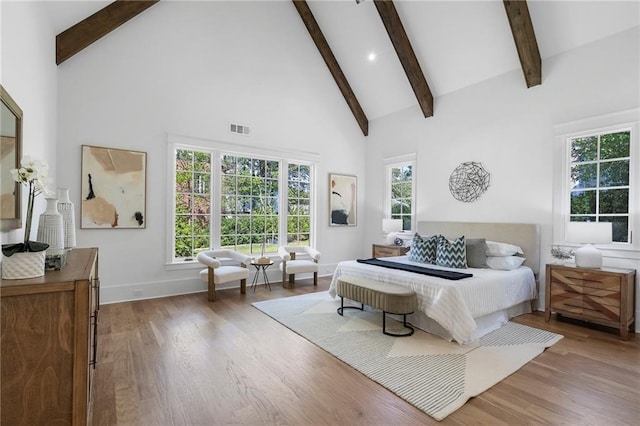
599, 189, 628, 214
568, 130, 630, 244
600, 160, 629, 187
570, 190, 596, 215
600, 131, 630, 159
175, 153, 313, 258
571, 163, 596, 189
390, 164, 413, 231
570, 136, 597, 162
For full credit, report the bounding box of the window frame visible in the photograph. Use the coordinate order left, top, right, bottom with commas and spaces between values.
173, 148, 213, 260
166, 134, 318, 266
553, 109, 639, 254
384, 153, 416, 233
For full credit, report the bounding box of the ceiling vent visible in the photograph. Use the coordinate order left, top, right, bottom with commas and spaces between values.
230, 123, 250, 136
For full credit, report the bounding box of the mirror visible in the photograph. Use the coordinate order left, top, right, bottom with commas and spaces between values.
1, 84, 22, 231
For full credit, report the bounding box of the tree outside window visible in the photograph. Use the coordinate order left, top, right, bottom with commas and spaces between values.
174, 149, 211, 259
287, 163, 311, 246
171, 146, 314, 262
390, 164, 413, 231
569, 130, 631, 243
220, 155, 279, 255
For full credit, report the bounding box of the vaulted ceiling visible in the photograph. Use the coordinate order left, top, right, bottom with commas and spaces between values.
45, 0, 640, 136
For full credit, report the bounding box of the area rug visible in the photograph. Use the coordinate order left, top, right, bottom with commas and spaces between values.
253, 291, 563, 421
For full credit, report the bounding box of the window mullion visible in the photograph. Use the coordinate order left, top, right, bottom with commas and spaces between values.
212, 151, 221, 249
280, 160, 288, 247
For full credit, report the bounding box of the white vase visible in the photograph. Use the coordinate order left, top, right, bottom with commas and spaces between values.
57, 188, 76, 249
37, 198, 65, 257
1, 251, 46, 279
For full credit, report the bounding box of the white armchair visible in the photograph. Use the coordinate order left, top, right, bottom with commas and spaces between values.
278, 246, 321, 288
197, 249, 252, 302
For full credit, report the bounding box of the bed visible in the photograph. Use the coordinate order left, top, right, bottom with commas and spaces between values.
329, 221, 540, 344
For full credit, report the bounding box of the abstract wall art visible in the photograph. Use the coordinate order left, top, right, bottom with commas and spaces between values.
449, 161, 490, 203
329, 173, 357, 226
81, 145, 147, 229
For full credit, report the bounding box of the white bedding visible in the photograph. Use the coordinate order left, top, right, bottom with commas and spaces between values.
329, 256, 537, 344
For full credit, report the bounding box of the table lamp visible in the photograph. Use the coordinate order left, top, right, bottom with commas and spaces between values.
382, 219, 403, 244
566, 222, 612, 268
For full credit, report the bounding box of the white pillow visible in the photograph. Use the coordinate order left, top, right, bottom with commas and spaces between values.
486, 256, 526, 271
486, 240, 524, 257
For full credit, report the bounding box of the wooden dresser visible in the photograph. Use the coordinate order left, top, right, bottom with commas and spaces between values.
545, 263, 636, 339
372, 244, 410, 258
1, 248, 99, 425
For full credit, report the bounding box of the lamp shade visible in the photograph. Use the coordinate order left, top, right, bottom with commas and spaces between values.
566, 222, 612, 244
566, 222, 612, 269
382, 218, 403, 233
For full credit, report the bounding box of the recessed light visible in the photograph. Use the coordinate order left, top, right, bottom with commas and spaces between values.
367, 52, 377, 62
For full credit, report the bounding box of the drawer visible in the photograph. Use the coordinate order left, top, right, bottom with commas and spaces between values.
580, 303, 620, 323
551, 298, 620, 322
551, 299, 584, 315
550, 284, 620, 307
551, 269, 621, 291
375, 247, 398, 257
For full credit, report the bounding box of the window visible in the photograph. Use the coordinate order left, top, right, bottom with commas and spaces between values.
569, 130, 631, 243
553, 110, 638, 252
287, 163, 311, 246
168, 136, 316, 263
220, 155, 279, 255
385, 154, 416, 232
174, 149, 211, 259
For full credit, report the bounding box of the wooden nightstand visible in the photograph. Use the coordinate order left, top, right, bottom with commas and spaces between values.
372, 244, 410, 258
545, 263, 636, 339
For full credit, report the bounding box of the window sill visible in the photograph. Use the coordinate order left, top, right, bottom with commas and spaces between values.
165, 261, 201, 271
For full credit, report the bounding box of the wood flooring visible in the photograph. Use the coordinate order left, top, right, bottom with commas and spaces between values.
90, 277, 640, 425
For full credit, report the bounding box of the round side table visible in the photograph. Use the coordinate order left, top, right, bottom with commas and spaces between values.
250, 260, 274, 292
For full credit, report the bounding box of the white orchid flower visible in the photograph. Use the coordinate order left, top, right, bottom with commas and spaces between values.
8, 157, 56, 249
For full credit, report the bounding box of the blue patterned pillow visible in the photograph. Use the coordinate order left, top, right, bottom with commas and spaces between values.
436, 236, 468, 269
409, 233, 439, 263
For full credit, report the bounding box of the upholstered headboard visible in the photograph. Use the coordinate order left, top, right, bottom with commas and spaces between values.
417, 221, 541, 276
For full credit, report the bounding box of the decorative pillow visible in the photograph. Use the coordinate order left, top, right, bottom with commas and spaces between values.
486, 255, 526, 270
486, 240, 524, 257
436, 236, 467, 269
465, 238, 488, 268
408, 233, 438, 263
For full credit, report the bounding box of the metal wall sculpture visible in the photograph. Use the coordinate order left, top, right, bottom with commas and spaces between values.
449, 161, 490, 202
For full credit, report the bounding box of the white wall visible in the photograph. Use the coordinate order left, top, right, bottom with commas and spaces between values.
0, 1, 58, 247
56, 1, 367, 302
364, 27, 640, 330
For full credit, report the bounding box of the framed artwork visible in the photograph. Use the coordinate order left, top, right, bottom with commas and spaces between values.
81, 145, 147, 228
329, 173, 357, 226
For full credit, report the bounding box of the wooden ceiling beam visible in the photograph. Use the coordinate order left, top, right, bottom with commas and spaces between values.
373, 0, 433, 118
56, 0, 159, 65
503, 0, 541, 88
292, 0, 369, 136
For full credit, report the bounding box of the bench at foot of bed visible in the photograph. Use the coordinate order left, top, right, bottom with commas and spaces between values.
336, 275, 417, 337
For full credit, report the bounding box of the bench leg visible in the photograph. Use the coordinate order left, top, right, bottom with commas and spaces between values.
383, 311, 414, 337
336, 296, 364, 316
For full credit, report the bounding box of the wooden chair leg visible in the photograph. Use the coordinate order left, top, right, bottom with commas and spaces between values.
207, 267, 216, 302
313, 271, 317, 286
240, 278, 246, 294
289, 274, 295, 287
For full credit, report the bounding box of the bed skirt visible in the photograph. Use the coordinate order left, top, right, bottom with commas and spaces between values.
400, 300, 533, 343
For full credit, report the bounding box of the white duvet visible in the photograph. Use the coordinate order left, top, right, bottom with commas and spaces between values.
329, 256, 537, 343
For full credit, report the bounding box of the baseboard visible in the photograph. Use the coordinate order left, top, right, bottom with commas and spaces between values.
100, 263, 341, 304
